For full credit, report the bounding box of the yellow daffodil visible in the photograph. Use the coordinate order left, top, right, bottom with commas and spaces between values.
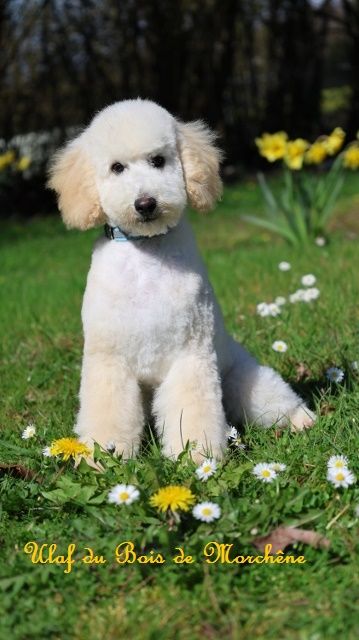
325, 127, 345, 155
149, 485, 195, 512
17, 156, 31, 171
343, 143, 359, 170
255, 131, 288, 162
0, 150, 15, 171
49, 437, 91, 461
305, 141, 327, 165
284, 138, 309, 170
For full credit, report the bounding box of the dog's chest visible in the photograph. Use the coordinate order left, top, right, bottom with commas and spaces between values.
83, 237, 215, 380
113, 249, 204, 322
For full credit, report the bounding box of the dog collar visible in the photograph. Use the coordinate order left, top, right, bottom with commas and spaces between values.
104, 223, 171, 242
104, 224, 147, 242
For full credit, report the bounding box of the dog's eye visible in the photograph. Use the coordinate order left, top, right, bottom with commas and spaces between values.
150, 155, 165, 169
111, 162, 125, 174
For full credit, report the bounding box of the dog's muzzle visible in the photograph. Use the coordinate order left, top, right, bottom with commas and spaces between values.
134, 195, 158, 221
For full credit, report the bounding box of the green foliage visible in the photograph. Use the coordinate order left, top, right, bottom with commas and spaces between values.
244, 162, 347, 245
1, 179, 359, 639
321, 86, 352, 115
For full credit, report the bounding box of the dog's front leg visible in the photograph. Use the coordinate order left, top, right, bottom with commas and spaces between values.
153, 351, 227, 462
74, 350, 143, 457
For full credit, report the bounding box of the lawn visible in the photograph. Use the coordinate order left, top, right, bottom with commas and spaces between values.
1, 174, 359, 640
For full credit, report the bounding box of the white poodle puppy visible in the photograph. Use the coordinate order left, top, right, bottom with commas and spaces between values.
49, 98, 315, 461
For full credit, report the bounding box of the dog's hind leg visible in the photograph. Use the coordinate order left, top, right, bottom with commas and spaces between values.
222, 340, 315, 431
74, 350, 144, 457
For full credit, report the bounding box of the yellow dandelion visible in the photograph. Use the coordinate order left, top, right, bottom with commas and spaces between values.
149, 485, 195, 512
49, 437, 91, 461
0, 150, 15, 171
284, 138, 310, 170
17, 156, 31, 171
343, 143, 359, 170
325, 127, 345, 155
305, 141, 327, 165
255, 131, 288, 162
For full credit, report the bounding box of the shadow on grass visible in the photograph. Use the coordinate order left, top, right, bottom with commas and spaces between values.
290, 371, 357, 415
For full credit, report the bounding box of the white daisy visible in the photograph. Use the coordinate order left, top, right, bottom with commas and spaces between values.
195, 458, 217, 481
327, 468, 356, 488
272, 340, 288, 353
301, 274, 316, 287
108, 484, 140, 505
326, 367, 344, 383
289, 289, 306, 303
227, 427, 246, 449
227, 426, 239, 440
315, 237, 326, 246
257, 301, 282, 317
303, 287, 320, 302
275, 296, 286, 306
278, 261, 291, 271
253, 463, 277, 483
327, 455, 348, 471
42, 446, 52, 457
193, 501, 221, 522
269, 462, 287, 472
22, 424, 36, 440
256, 302, 270, 317
267, 303, 281, 317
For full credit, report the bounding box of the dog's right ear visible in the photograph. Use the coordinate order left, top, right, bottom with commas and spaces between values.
47, 140, 105, 230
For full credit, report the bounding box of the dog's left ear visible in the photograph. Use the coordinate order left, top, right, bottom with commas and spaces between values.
176, 120, 223, 212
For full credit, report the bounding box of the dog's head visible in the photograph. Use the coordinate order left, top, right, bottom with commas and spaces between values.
48, 99, 222, 237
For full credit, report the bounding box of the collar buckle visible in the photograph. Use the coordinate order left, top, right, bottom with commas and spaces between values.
104, 224, 135, 242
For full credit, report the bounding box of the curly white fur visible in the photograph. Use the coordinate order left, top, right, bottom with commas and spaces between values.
48, 98, 315, 461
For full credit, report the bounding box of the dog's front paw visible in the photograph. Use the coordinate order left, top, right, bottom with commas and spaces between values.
289, 406, 316, 432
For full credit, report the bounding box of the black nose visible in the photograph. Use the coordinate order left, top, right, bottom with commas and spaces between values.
134, 196, 157, 218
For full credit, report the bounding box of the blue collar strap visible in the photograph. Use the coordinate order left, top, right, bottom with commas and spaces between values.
104, 223, 172, 242
104, 224, 145, 242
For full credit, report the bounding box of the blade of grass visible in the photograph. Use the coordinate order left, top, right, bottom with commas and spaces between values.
241, 214, 299, 244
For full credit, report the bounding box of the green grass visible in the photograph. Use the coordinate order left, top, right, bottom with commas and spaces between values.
1, 175, 359, 640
